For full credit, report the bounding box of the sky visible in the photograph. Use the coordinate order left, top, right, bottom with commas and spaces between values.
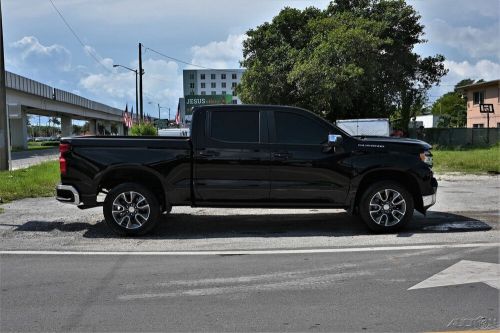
3, 0, 500, 125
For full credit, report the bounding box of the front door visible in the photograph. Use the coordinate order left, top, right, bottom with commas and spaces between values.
193, 108, 270, 204
269, 109, 350, 205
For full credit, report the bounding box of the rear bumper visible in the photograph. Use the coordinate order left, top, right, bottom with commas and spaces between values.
56, 184, 80, 205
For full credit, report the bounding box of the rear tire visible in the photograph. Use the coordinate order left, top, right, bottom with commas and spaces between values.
103, 183, 160, 236
358, 181, 414, 233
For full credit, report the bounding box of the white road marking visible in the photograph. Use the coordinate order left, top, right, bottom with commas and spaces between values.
408, 260, 500, 290
0, 243, 498, 256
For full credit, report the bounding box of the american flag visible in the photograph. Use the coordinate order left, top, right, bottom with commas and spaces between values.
175, 101, 181, 125
123, 105, 132, 128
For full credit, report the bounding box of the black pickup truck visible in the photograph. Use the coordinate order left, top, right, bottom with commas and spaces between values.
56, 105, 437, 235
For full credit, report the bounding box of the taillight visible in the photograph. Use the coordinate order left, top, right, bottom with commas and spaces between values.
59, 143, 70, 175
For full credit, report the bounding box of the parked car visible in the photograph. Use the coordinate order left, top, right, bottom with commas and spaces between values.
56, 105, 437, 235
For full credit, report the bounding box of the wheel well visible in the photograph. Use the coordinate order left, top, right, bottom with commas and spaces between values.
353, 170, 423, 212
99, 169, 167, 210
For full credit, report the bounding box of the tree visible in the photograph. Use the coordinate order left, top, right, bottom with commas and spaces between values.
110, 123, 118, 135
82, 122, 90, 134
72, 124, 82, 135
431, 78, 478, 128
238, 0, 447, 131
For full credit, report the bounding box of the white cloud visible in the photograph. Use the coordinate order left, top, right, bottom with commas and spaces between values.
190, 34, 246, 69
429, 59, 500, 101
427, 19, 500, 60
10, 36, 72, 71
445, 59, 500, 80
79, 58, 183, 112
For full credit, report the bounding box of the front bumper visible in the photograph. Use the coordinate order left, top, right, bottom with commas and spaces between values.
422, 177, 438, 209
56, 184, 81, 205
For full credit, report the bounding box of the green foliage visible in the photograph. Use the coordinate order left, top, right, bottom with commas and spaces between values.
431, 78, 482, 128
130, 122, 158, 136
72, 124, 82, 135
432, 92, 467, 128
238, 0, 447, 129
40, 141, 60, 147
0, 161, 60, 203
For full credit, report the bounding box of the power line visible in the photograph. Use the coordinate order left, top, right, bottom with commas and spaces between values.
143, 46, 213, 70
48, 0, 112, 73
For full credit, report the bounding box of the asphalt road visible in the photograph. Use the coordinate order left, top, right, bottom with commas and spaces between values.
0, 174, 499, 332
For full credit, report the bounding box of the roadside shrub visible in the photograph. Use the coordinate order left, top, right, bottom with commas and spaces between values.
40, 141, 60, 146
130, 123, 158, 136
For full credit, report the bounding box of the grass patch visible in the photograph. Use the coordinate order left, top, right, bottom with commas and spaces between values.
11, 141, 59, 152
433, 145, 500, 173
0, 161, 60, 203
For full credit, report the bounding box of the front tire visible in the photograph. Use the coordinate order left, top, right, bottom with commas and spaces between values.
359, 181, 414, 232
103, 183, 160, 236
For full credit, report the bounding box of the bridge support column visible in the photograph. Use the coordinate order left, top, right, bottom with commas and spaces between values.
117, 123, 125, 135
61, 116, 72, 137
88, 119, 96, 135
8, 104, 27, 150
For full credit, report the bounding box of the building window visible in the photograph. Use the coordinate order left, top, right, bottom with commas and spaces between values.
211, 74, 216, 80
189, 74, 194, 80
221, 74, 226, 80
201, 82, 206, 89
232, 99, 238, 104
232, 73, 237, 80
211, 82, 216, 88
190, 90, 194, 95
232, 90, 237, 96
200, 74, 205, 80
221, 82, 226, 88
473, 123, 484, 128
222, 91, 226, 95
201, 91, 206, 95
473, 91, 484, 105
497, 122, 500, 128
189, 82, 194, 89
232, 82, 237, 88
211, 91, 216, 95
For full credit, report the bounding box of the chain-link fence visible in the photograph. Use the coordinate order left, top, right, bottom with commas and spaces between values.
407, 128, 500, 147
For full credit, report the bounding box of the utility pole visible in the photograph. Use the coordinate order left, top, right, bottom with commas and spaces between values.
138, 42, 144, 121
0, 1, 10, 170
134, 70, 138, 121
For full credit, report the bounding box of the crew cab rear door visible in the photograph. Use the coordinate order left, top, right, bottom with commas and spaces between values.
193, 107, 270, 204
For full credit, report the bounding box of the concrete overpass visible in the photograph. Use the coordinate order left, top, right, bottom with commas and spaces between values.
6, 71, 126, 149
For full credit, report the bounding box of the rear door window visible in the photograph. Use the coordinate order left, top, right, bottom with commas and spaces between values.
210, 110, 260, 143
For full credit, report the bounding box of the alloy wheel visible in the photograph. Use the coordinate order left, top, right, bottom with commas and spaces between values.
369, 189, 407, 227
111, 191, 151, 229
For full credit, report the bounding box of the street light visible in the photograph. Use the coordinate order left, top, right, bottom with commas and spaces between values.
113, 64, 142, 121
148, 102, 170, 134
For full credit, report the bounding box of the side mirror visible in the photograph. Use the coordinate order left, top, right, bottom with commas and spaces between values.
328, 134, 343, 147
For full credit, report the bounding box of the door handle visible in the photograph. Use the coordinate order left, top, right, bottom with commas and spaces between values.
272, 152, 290, 160
198, 150, 218, 157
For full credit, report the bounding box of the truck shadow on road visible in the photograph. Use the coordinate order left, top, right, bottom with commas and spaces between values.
16, 210, 493, 239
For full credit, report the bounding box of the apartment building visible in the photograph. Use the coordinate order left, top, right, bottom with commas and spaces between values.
458, 79, 500, 128
183, 69, 245, 104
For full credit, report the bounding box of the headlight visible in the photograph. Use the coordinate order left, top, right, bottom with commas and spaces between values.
419, 150, 433, 167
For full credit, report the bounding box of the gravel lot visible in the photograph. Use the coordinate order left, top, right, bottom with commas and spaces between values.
0, 174, 498, 251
